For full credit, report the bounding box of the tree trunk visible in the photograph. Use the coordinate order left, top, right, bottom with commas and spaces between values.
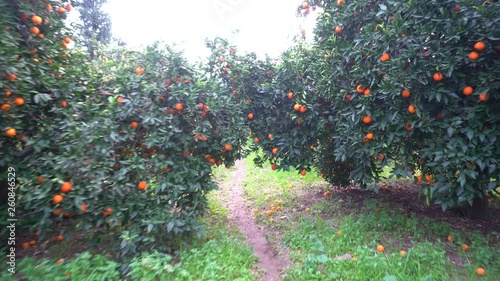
468, 195, 489, 220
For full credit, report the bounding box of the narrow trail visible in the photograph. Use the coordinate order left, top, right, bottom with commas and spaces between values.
223, 160, 291, 281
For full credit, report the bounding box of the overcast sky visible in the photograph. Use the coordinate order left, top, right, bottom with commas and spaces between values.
103, 0, 319, 61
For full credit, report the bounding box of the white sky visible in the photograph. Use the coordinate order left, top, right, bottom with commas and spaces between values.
103, 0, 320, 61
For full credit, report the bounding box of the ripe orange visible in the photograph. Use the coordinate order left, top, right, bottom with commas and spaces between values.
37, 176, 44, 183
272, 147, 278, 154
52, 194, 64, 204
468, 51, 479, 60
52, 209, 63, 215
130, 121, 138, 129
300, 169, 307, 176
21, 242, 30, 249
265, 210, 272, 216
81, 203, 88, 213
366, 132, 374, 140
378, 152, 385, 160
102, 207, 112, 216
252, 209, 259, 214
479, 93, 489, 102
335, 26, 342, 34
462, 86, 473, 96
46, 4, 53, 12
401, 89, 411, 98
474, 41, 485, 51
65, 3, 73, 11
56, 235, 64, 241
56, 258, 64, 264
248, 113, 254, 120
138, 181, 147, 190
433, 72, 443, 81
268, 133, 273, 139
57, 6, 66, 15
1, 104, 11, 112
116, 97, 125, 103
14, 97, 24, 106
362, 115, 372, 124
175, 103, 183, 111
135, 67, 144, 75
363, 88, 371, 96
305, 207, 311, 212
63, 37, 71, 44
324, 191, 330, 197
29, 240, 36, 246
447, 235, 453, 242
376, 245, 385, 252
408, 105, 416, 114
380, 53, 390, 62
32, 15, 43, 25
60, 101, 67, 107
461, 243, 469, 250
30, 26, 40, 35
293, 104, 301, 111
5, 89, 12, 96
299, 105, 307, 113
287, 91, 294, 99
254, 137, 259, 143
400, 250, 407, 257
476, 267, 486, 276
425, 174, 432, 182
271, 163, 277, 170
337, 0, 344, 6
5, 128, 16, 137
224, 143, 232, 151
60, 182, 72, 193
356, 84, 365, 94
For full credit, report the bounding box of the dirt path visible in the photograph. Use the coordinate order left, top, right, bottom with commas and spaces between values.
223, 160, 290, 281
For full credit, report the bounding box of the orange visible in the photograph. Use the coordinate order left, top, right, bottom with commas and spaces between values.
130, 121, 138, 129
362, 115, 372, 124
447, 235, 453, 242
6, 73, 16, 81
52, 209, 63, 215
461, 243, 469, 250
337, 0, 344, 6
254, 137, 259, 143
366, 132, 374, 140
80, 203, 88, 213
52, 194, 64, 204
60, 182, 72, 193
287, 92, 294, 99
1, 104, 11, 112
476, 267, 486, 276
378, 152, 385, 160
56, 235, 64, 241
380, 53, 390, 62
65, 3, 72, 11
363, 88, 371, 96
268, 133, 273, 139
56, 259, 64, 264
29, 240, 36, 246
425, 174, 432, 182
299, 105, 307, 113
433, 72, 443, 81
479, 93, 489, 102
248, 113, 254, 120
265, 210, 272, 216
400, 250, 407, 257
271, 163, 277, 170
138, 181, 147, 190
335, 26, 342, 34
300, 169, 307, 176
117, 97, 125, 103
5, 128, 16, 137
468, 51, 479, 60
408, 105, 416, 114
302, 1, 309, 9
356, 84, 365, 93
336, 231, 342, 236
135, 67, 144, 75
305, 207, 311, 212
175, 103, 183, 111
462, 86, 473, 96
453, 5, 461, 12
272, 147, 278, 154
63, 37, 71, 44
474, 41, 485, 51
14, 97, 25, 106
57, 6, 66, 15
5, 89, 12, 96
30, 26, 40, 35
324, 191, 330, 197
293, 104, 301, 111
46, 4, 53, 12
401, 89, 410, 98
32, 15, 43, 25
252, 209, 259, 214
376, 245, 385, 252
21, 242, 30, 249
37, 176, 44, 183
60, 101, 67, 107
224, 143, 232, 151
102, 207, 112, 216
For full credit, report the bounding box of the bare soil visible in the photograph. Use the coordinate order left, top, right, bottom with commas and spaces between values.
222, 160, 290, 281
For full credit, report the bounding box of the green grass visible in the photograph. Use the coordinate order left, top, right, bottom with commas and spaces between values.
241, 155, 500, 281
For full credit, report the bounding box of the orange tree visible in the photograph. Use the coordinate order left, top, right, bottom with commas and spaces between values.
298, 0, 499, 217
1, 1, 248, 260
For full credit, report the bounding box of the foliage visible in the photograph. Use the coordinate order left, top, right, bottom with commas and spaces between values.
73, 0, 113, 57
